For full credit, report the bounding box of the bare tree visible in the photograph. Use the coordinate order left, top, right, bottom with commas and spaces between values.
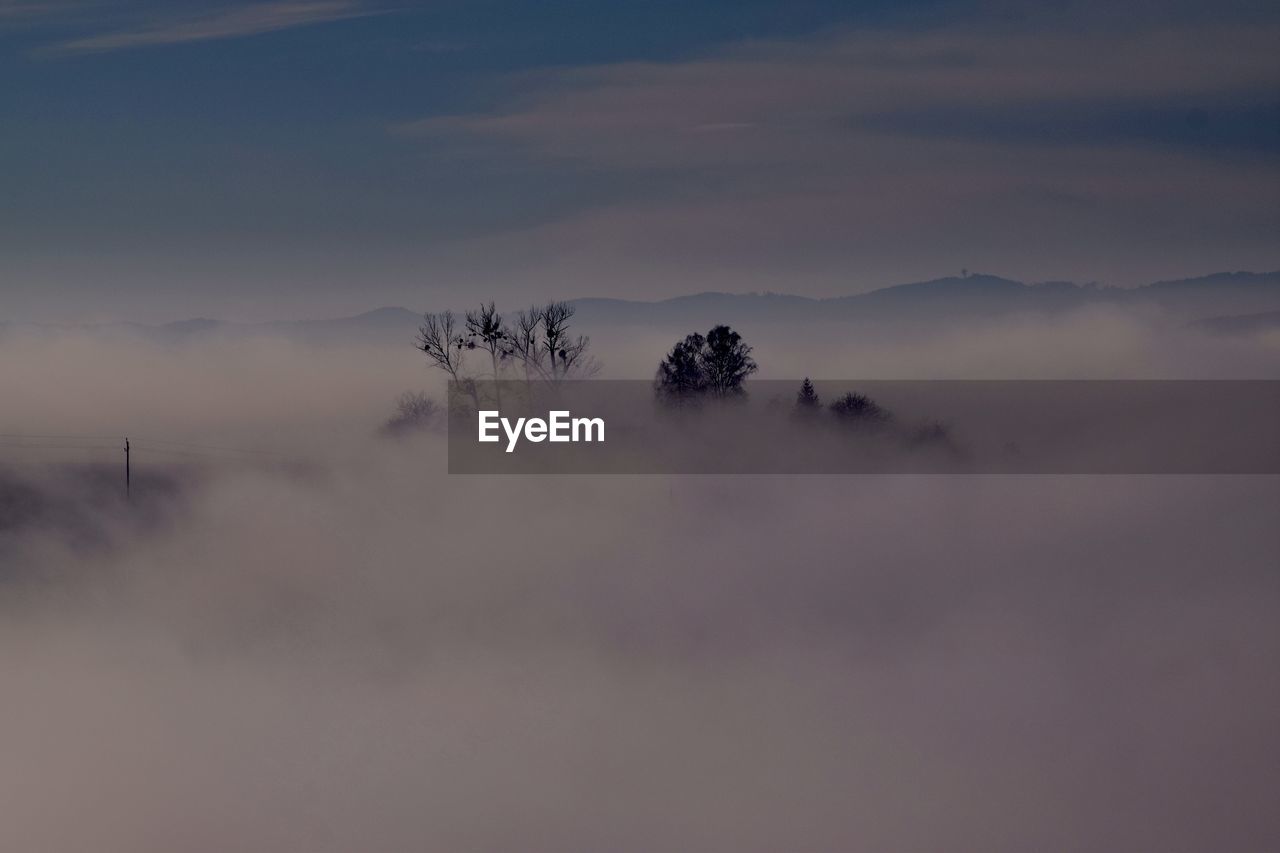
464, 302, 508, 379
419, 301, 598, 407
381, 391, 443, 437
541, 301, 598, 380
463, 301, 511, 406
508, 305, 546, 383
417, 309, 480, 409
417, 310, 463, 380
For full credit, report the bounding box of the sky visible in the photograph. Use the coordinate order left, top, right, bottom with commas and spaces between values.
1, 0, 1278, 322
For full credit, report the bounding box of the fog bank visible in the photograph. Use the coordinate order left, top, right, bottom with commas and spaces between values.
1, 313, 1277, 851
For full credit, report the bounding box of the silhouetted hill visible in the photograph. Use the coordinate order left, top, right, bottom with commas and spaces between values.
1130, 271, 1280, 316
1189, 309, 1280, 337
1145, 271, 1279, 291
571, 271, 1280, 328
5, 271, 1277, 344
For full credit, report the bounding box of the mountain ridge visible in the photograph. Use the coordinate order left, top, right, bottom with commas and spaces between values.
4, 271, 1277, 342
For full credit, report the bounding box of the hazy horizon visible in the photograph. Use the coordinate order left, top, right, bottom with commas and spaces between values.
5, 267, 1280, 327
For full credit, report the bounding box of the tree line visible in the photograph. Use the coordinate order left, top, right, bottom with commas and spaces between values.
651, 324, 901, 429
398, 304, 939, 442
415, 300, 599, 410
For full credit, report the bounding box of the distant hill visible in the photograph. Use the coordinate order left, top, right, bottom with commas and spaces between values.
262, 307, 424, 343
1134, 271, 1280, 316
1144, 271, 1279, 292
5, 272, 1278, 345
1189, 309, 1280, 337
571, 271, 1280, 329
0, 306, 427, 347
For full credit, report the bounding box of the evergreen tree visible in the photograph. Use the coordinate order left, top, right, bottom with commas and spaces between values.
795, 377, 821, 411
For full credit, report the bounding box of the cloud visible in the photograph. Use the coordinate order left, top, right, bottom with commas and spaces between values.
391, 21, 1280, 292
0, 0, 54, 19
0, 0, 94, 26
46, 0, 374, 54
402, 25, 1280, 168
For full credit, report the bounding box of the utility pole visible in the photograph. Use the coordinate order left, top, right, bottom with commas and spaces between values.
124, 437, 130, 500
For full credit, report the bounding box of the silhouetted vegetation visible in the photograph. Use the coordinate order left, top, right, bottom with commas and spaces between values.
655, 324, 757, 404
795, 377, 821, 412
381, 392, 443, 437
792, 383, 952, 449
903, 420, 958, 453
539, 301, 595, 380
418, 301, 599, 407
828, 392, 890, 426
465, 302, 509, 402
417, 308, 959, 458
654, 333, 706, 401
416, 310, 467, 384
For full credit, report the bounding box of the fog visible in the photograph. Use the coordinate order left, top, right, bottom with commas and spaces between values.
1, 309, 1278, 851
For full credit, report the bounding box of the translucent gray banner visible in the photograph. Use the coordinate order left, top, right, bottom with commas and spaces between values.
447, 380, 1280, 474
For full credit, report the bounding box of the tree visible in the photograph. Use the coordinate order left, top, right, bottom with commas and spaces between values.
701, 325, 757, 396
381, 391, 442, 437
497, 301, 600, 382
904, 419, 954, 450
539, 301, 598, 380
465, 301, 509, 395
795, 377, 821, 411
416, 310, 464, 382
417, 309, 479, 408
655, 332, 708, 402
419, 301, 599, 407
654, 325, 757, 403
828, 392, 890, 426
506, 305, 544, 384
